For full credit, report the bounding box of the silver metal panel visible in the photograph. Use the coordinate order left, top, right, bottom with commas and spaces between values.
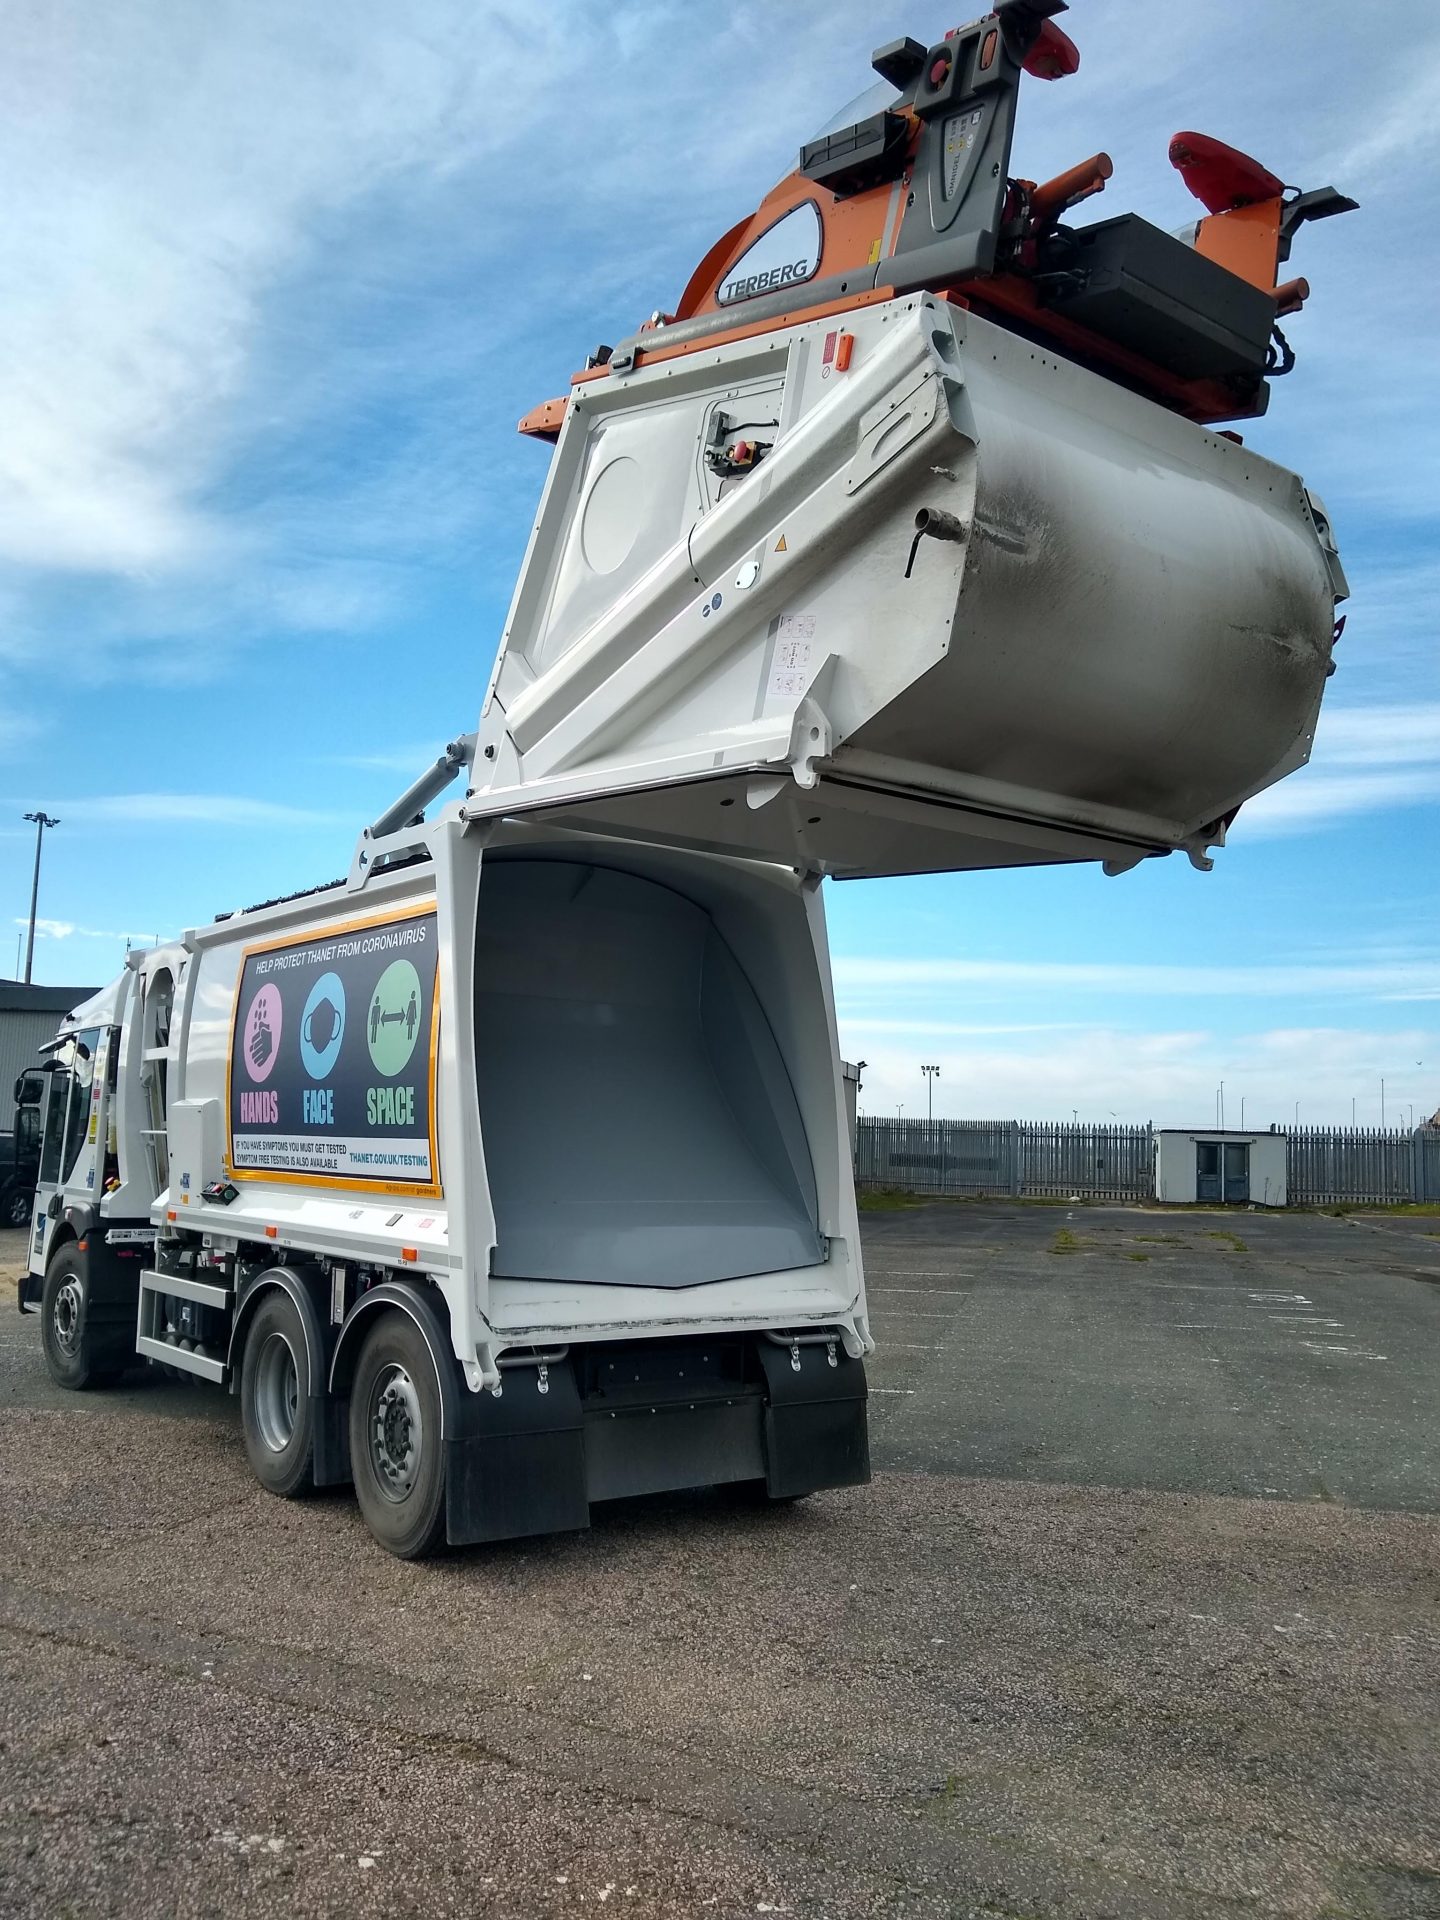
139, 1268, 232, 1310
471, 294, 1343, 879
135, 1335, 227, 1383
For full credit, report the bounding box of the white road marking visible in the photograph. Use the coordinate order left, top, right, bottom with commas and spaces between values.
868, 1310, 955, 1319
1299, 1341, 1387, 1360
872, 1286, 970, 1297
870, 1387, 916, 1396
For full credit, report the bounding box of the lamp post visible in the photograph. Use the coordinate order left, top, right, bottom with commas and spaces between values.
1378, 1064, 1423, 1131
21, 811, 60, 985
921, 1063, 940, 1123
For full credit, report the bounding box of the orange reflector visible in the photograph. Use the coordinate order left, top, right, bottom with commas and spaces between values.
77, 1238, 88, 1252
979, 27, 998, 70
834, 332, 854, 371
166, 1210, 177, 1222
400, 1247, 418, 1263
265, 1225, 278, 1240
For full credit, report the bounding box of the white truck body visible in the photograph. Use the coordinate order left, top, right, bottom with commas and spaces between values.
21, 280, 1346, 1556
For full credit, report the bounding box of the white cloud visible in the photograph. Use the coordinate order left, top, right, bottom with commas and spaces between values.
0, 2, 517, 576
18, 916, 172, 946
1317, 704, 1440, 763
1235, 701, 1440, 836
846, 1024, 1435, 1130
835, 954, 1438, 1003
52, 793, 350, 830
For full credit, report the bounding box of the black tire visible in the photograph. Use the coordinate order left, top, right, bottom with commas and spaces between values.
348, 1311, 446, 1559
40, 1242, 124, 1390
3, 1181, 33, 1229
239, 1290, 316, 1498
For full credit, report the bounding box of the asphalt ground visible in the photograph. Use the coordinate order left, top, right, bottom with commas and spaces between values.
1, 1206, 1437, 1919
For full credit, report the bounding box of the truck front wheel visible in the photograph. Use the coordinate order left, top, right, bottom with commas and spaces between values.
40, 1243, 123, 1390
349, 1312, 446, 1559
240, 1291, 316, 1498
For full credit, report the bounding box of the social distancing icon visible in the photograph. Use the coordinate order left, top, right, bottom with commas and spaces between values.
366, 960, 423, 1075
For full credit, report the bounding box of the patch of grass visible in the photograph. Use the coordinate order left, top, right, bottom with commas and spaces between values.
1123, 1251, 1150, 1262
1133, 1233, 1181, 1245
855, 1189, 1087, 1211
1317, 1202, 1440, 1217
1050, 1227, 1082, 1255
1205, 1229, 1249, 1253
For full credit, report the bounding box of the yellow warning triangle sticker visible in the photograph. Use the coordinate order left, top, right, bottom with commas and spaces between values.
774, 534, 787, 552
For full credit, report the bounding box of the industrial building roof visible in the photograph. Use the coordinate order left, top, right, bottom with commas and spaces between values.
0, 981, 99, 1015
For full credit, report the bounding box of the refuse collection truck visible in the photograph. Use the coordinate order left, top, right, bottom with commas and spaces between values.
21, 5, 1352, 1557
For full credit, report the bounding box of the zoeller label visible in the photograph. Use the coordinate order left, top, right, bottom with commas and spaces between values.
228, 906, 440, 1191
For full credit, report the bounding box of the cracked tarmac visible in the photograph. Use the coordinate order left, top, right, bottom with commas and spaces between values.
1, 1206, 1437, 1918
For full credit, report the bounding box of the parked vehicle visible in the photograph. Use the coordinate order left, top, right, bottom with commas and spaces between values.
2, 1073, 44, 1228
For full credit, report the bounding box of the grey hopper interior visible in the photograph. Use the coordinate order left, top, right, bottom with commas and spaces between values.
474, 860, 823, 1287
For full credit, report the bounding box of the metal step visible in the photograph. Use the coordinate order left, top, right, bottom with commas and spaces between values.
137, 1268, 232, 1384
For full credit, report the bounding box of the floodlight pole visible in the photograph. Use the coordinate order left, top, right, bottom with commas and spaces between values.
921, 1063, 940, 1123
21, 811, 60, 985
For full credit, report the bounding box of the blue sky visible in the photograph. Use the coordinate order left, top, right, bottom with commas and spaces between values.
0, 0, 1434, 1128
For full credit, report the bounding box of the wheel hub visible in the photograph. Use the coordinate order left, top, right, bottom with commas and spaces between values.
253, 1330, 299, 1454
52, 1277, 83, 1356
370, 1365, 422, 1501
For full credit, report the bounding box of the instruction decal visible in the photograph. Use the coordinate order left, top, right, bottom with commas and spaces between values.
228, 906, 439, 1190
770, 612, 817, 698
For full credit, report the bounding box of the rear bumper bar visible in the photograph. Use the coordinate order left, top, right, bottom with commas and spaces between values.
443, 1329, 869, 1547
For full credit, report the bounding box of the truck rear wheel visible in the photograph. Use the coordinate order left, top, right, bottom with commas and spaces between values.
348, 1312, 446, 1559
240, 1291, 315, 1498
40, 1243, 124, 1390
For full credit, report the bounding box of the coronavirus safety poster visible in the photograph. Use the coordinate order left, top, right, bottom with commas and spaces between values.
227, 904, 440, 1192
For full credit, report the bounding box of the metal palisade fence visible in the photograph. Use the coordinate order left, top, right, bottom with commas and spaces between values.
1286, 1125, 1440, 1206
855, 1118, 1440, 1207
855, 1120, 1153, 1201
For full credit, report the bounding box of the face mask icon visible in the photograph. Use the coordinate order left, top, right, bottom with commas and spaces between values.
304, 996, 341, 1054
299, 971, 347, 1080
